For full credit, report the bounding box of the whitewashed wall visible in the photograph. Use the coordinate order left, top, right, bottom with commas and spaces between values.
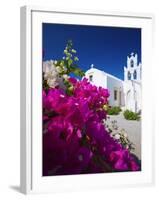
124, 81, 141, 112
85, 68, 125, 107
107, 75, 125, 107
85, 68, 107, 88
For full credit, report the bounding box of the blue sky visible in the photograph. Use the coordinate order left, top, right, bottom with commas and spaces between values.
42, 23, 141, 80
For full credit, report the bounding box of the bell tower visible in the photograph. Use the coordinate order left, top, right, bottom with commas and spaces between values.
124, 53, 141, 82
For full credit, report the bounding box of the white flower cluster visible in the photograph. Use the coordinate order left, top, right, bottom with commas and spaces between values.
42, 60, 63, 88
43, 60, 59, 88
103, 119, 134, 151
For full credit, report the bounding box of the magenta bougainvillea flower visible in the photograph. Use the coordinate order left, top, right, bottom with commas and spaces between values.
43, 78, 140, 176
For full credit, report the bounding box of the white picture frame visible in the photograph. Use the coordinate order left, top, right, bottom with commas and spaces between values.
20, 5, 154, 194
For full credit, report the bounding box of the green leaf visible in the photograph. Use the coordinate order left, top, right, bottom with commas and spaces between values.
68, 59, 73, 67
72, 67, 85, 77
60, 60, 64, 66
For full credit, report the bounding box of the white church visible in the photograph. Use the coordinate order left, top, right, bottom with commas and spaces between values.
85, 53, 142, 113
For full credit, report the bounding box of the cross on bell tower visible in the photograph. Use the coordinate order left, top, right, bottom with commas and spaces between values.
131, 52, 134, 56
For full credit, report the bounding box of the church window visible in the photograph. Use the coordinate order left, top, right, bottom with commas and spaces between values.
128, 71, 131, 80
130, 59, 134, 67
89, 75, 93, 82
114, 90, 117, 101
133, 70, 137, 79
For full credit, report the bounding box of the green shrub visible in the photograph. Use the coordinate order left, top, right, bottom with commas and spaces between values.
107, 106, 121, 115
123, 109, 140, 120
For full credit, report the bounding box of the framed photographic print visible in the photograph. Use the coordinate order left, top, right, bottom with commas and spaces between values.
20, 6, 154, 194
